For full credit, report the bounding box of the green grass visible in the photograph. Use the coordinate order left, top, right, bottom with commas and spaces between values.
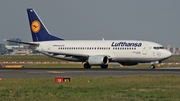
0, 75, 180, 101
0, 55, 180, 68
23, 63, 180, 68
168, 55, 180, 60
24, 64, 85, 68
0, 55, 63, 62
0, 55, 180, 62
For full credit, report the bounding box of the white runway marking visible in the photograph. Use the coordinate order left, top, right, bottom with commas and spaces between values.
46, 71, 64, 73
158, 67, 180, 69
27, 71, 64, 74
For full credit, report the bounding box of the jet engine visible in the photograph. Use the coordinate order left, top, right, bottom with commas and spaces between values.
88, 55, 109, 65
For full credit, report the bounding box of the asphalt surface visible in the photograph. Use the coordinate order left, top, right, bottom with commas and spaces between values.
0, 68, 180, 78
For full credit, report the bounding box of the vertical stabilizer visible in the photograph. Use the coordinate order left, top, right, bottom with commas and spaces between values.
27, 8, 64, 42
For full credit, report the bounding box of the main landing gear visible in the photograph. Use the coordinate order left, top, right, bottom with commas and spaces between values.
101, 65, 108, 69
83, 62, 108, 69
83, 62, 91, 69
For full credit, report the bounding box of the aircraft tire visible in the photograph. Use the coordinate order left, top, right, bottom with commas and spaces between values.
84, 63, 91, 69
150, 64, 155, 69
101, 65, 108, 69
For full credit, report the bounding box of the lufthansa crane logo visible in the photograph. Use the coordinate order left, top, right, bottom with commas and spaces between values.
31, 20, 41, 33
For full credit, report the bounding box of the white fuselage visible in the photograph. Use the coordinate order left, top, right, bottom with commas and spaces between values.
33, 40, 171, 63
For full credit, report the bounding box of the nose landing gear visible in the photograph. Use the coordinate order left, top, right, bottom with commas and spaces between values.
150, 64, 155, 69
150, 61, 160, 69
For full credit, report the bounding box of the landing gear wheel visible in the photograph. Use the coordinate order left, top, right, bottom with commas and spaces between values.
101, 65, 108, 69
84, 63, 91, 69
150, 64, 155, 69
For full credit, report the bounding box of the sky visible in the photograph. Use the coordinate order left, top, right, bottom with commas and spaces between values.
0, 0, 180, 47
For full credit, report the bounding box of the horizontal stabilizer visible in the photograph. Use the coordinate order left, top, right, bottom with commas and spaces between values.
6, 39, 39, 46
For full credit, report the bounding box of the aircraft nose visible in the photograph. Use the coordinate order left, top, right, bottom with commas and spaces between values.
165, 50, 172, 58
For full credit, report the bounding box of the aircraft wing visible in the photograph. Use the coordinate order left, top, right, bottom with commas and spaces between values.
6, 39, 39, 46
47, 51, 112, 60
47, 51, 89, 58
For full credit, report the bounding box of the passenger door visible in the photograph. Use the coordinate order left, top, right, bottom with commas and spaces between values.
142, 44, 148, 55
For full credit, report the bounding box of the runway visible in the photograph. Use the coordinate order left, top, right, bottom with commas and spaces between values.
0, 67, 180, 78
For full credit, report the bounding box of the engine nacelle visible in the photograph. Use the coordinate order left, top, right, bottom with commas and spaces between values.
119, 62, 138, 66
88, 55, 109, 65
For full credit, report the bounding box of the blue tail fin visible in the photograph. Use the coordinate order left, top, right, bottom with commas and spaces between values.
27, 8, 64, 42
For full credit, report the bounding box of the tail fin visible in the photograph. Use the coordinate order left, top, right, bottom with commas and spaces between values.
27, 8, 64, 42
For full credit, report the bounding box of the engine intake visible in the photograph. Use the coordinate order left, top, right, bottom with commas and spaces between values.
88, 55, 109, 65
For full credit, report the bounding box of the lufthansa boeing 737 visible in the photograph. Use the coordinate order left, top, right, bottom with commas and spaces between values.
7, 8, 172, 69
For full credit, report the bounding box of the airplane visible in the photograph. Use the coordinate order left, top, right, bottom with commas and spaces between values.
7, 8, 172, 69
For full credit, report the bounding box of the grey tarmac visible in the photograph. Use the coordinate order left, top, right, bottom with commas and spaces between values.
0, 67, 180, 78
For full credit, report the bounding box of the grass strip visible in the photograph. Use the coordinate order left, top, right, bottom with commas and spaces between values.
0, 75, 180, 101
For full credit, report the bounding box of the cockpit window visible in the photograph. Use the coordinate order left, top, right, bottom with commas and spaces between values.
160, 47, 164, 49
153, 46, 164, 50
